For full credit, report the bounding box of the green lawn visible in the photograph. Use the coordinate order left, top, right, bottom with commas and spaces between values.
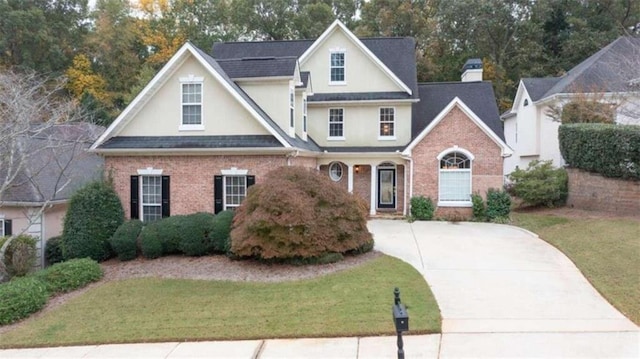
512, 212, 640, 325
0, 255, 440, 348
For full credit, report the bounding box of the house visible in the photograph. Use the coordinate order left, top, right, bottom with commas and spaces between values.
0, 123, 104, 267
502, 36, 640, 176
91, 20, 511, 221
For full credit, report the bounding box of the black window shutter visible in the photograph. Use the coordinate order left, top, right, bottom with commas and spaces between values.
130, 176, 139, 219
161, 176, 170, 218
4, 219, 12, 236
214, 175, 223, 214
247, 175, 255, 188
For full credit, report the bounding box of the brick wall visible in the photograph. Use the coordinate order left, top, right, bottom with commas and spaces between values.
567, 168, 640, 216
411, 106, 504, 218
105, 155, 317, 218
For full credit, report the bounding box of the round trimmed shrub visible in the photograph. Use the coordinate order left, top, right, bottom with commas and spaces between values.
109, 220, 143, 261
1, 234, 38, 277
410, 196, 435, 220
62, 181, 124, 261
178, 213, 215, 256
0, 276, 48, 325
139, 224, 164, 259
230, 166, 373, 261
34, 258, 103, 294
45, 236, 64, 266
211, 210, 234, 253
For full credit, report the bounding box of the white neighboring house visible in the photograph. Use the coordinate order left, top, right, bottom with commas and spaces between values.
502, 36, 640, 177
0, 123, 104, 268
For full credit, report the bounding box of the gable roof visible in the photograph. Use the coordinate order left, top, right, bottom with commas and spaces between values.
211, 31, 418, 98
2, 123, 104, 204
521, 77, 560, 101
92, 42, 320, 152
405, 96, 511, 156
216, 56, 298, 79
411, 81, 504, 141
525, 36, 640, 101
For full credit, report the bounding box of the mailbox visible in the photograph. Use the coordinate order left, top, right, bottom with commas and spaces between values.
393, 303, 409, 332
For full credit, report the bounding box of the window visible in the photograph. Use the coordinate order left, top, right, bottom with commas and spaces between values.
328, 108, 344, 139
0, 219, 3, 237
289, 88, 295, 129
131, 174, 169, 221
141, 176, 163, 222
524, 99, 529, 106
379, 108, 395, 138
439, 151, 472, 205
181, 82, 202, 126
302, 97, 307, 133
330, 51, 345, 83
224, 176, 246, 210
329, 162, 343, 181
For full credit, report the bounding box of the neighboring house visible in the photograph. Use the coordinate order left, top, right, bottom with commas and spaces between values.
502, 36, 640, 176
0, 123, 104, 267
91, 20, 511, 221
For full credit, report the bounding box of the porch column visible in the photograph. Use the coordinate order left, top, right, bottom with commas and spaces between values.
347, 165, 354, 193
370, 164, 377, 215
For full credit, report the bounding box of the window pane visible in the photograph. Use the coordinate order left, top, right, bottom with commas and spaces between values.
441, 152, 470, 169
182, 105, 202, 125
330, 52, 345, 82
329, 109, 343, 137
225, 176, 247, 207
142, 176, 162, 205
439, 171, 471, 201
143, 206, 162, 223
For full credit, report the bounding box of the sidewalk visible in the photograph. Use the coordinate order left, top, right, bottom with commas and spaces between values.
1, 333, 638, 358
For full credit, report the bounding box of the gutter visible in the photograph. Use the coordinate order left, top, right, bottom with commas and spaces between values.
0, 199, 68, 207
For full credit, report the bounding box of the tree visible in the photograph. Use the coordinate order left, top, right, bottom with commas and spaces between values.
0, 70, 95, 281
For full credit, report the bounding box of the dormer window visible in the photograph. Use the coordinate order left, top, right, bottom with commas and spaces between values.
180, 76, 204, 131
330, 50, 345, 84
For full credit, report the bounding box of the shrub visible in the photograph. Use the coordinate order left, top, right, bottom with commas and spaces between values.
485, 188, 511, 222
508, 160, 568, 207
230, 166, 373, 261
139, 224, 164, 259
211, 210, 234, 253
109, 220, 143, 261
45, 236, 64, 266
1, 234, 37, 277
34, 258, 103, 294
62, 181, 124, 261
0, 276, 48, 325
410, 196, 435, 221
559, 124, 640, 180
178, 213, 215, 256
471, 193, 486, 221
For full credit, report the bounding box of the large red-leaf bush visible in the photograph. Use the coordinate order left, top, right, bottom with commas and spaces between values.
230, 166, 373, 261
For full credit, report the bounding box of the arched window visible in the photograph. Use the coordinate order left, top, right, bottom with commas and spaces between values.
438, 150, 472, 205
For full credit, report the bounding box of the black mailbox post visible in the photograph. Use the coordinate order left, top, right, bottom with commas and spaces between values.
392, 287, 409, 359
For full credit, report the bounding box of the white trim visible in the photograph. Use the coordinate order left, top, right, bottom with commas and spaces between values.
223, 175, 248, 210
370, 164, 377, 215
329, 162, 343, 181
328, 107, 345, 140
288, 84, 295, 137
347, 164, 354, 193
137, 167, 163, 176
437, 149, 473, 207
378, 106, 396, 139
377, 165, 397, 210
298, 20, 412, 95
437, 146, 475, 161
308, 99, 419, 105
403, 97, 513, 157
140, 175, 163, 223
91, 42, 292, 150
180, 80, 204, 128
221, 167, 248, 176
179, 124, 205, 131
179, 75, 204, 82
438, 201, 473, 207
329, 48, 346, 85
302, 93, 308, 141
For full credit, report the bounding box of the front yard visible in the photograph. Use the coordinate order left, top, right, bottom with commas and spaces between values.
512, 211, 640, 325
0, 255, 440, 348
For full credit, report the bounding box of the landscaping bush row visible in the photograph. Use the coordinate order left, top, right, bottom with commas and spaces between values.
470, 189, 511, 222
559, 123, 640, 180
0, 258, 102, 325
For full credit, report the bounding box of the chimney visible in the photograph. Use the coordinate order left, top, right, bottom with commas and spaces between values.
461, 58, 483, 82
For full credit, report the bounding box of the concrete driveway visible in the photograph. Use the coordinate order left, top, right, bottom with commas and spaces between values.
369, 219, 639, 357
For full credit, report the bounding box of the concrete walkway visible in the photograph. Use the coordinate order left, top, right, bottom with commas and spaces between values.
1, 220, 638, 358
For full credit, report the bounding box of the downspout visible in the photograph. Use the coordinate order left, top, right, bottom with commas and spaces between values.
401, 154, 413, 216
286, 150, 300, 166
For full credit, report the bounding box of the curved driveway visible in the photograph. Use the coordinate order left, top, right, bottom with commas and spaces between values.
369, 220, 637, 334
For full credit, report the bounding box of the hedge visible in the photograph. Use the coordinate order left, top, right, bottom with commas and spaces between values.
210, 210, 234, 253
559, 124, 640, 180
45, 236, 64, 266
109, 220, 143, 261
34, 258, 103, 294
0, 277, 49, 325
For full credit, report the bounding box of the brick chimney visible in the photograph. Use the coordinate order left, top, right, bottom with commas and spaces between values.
461, 58, 483, 82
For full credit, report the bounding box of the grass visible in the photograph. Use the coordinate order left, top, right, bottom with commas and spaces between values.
512, 212, 640, 325
0, 255, 440, 348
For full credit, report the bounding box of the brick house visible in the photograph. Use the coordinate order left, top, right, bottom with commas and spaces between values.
91, 20, 511, 221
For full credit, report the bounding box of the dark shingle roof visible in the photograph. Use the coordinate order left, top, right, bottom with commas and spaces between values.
2, 123, 104, 203
297, 71, 311, 89
308, 92, 411, 102
100, 135, 284, 149
216, 56, 298, 79
521, 77, 560, 101
412, 82, 504, 140
212, 37, 418, 98
525, 36, 640, 100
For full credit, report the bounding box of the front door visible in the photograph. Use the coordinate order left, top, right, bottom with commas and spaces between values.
377, 168, 396, 209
